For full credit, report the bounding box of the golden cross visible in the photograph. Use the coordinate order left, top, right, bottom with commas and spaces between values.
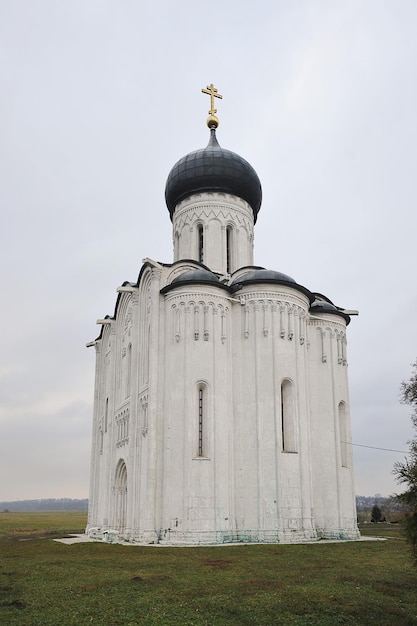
201, 83, 223, 116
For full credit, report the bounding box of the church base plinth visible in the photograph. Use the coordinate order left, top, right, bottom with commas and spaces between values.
317, 528, 361, 541
138, 528, 321, 545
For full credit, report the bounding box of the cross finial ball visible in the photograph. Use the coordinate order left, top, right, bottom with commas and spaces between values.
201, 83, 223, 129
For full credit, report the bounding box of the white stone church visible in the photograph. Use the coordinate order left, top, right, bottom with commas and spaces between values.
86, 85, 359, 544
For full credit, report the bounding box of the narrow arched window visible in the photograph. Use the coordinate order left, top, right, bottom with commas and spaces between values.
226, 225, 232, 274
197, 224, 204, 263
281, 379, 296, 452
339, 401, 348, 467
196, 383, 208, 457
198, 387, 204, 456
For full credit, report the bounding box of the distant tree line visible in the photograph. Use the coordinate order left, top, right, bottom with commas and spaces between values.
0, 498, 88, 512
356, 495, 410, 524
0, 496, 407, 517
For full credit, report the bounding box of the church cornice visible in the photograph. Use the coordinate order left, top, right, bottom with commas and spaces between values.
237, 290, 310, 309
164, 291, 233, 306
308, 317, 348, 329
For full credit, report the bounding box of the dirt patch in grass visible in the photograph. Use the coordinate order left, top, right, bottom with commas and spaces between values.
132, 574, 172, 583
201, 558, 233, 569
0, 599, 26, 609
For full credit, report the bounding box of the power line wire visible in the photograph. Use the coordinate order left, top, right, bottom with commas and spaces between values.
343, 441, 409, 454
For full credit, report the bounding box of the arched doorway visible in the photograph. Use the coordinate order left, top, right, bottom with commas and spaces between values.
114, 460, 127, 532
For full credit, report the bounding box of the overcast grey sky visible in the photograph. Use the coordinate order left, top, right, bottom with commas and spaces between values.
1, 0, 416, 501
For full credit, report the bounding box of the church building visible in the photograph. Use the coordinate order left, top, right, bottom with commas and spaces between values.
87, 85, 359, 544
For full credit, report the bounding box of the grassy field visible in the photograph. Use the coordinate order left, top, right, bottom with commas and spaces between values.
0, 511, 87, 540
0, 513, 416, 625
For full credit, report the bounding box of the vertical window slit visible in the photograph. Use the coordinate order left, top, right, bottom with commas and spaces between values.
198, 388, 204, 457
226, 226, 232, 274
198, 225, 204, 263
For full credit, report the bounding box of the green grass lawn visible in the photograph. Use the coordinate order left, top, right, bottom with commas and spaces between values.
0, 513, 415, 625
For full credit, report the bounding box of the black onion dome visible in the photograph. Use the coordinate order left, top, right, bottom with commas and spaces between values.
165, 129, 262, 222
231, 268, 314, 303
310, 300, 351, 325
232, 269, 297, 285
171, 269, 220, 285
160, 268, 230, 294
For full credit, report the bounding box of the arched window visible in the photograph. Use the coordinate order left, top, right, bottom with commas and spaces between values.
197, 383, 208, 457
339, 401, 348, 467
281, 379, 296, 452
197, 224, 204, 263
226, 225, 233, 274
